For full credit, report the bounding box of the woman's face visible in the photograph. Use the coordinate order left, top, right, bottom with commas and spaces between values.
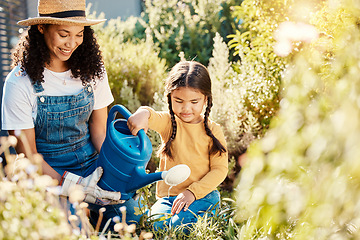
38, 24, 84, 70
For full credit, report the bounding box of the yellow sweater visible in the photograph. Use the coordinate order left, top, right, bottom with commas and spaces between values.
145, 107, 228, 200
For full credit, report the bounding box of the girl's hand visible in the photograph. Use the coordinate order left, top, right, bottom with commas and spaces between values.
127, 107, 151, 135
171, 190, 196, 215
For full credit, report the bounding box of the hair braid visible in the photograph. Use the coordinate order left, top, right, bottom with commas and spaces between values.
158, 94, 177, 159
204, 97, 226, 155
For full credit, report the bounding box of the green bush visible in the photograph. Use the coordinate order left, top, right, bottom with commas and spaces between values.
141, 0, 242, 67
91, 16, 168, 112
234, 1, 360, 239
209, 0, 301, 156
228, 0, 294, 131
208, 33, 256, 158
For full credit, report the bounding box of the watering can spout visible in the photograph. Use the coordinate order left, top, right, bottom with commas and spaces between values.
126, 166, 163, 193
126, 164, 191, 193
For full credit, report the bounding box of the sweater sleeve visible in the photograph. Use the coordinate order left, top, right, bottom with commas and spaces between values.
187, 123, 228, 199
142, 106, 172, 140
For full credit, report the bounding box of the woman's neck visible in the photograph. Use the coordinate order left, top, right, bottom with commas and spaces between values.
45, 61, 69, 73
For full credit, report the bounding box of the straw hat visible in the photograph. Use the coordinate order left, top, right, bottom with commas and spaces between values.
18, 0, 106, 26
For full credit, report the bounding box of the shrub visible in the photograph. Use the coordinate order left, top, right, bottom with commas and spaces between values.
0, 134, 156, 239
209, 32, 259, 158
228, 0, 294, 132
234, 0, 360, 239
92, 17, 168, 112
0, 137, 73, 239
141, 0, 242, 67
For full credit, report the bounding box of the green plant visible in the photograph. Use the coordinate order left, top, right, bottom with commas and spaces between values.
228, 0, 294, 131
92, 18, 168, 111
0, 133, 156, 239
141, 0, 242, 67
209, 32, 260, 158
234, 0, 360, 239
143, 197, 239, 240
0, 136, 74, 239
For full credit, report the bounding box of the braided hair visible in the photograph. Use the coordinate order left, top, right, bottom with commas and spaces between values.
158, 61, 226, 159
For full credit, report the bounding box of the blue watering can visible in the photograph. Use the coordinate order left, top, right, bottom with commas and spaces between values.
97, 105, 190, 200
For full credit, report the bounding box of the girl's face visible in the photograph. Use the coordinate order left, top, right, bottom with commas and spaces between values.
171, 87, 207, 124
38, 24, 84, 71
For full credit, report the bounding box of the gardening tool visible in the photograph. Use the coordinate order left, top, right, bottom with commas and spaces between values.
97, 104, 190, 200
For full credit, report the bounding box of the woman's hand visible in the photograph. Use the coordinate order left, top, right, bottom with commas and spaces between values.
60, 166, 123, 205
127, 107, 150, 136
171, 189, 196, 215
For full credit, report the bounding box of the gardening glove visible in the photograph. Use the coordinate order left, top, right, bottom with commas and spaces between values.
60, 167, 123, 205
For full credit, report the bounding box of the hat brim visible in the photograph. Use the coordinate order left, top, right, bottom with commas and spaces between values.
18, 17, 106, 26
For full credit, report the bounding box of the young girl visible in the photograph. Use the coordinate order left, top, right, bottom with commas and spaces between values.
127, 61, 228, 230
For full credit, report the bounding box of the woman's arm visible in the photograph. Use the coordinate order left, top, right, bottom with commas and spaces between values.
8, 129, 62, 182
88, 107, 108, 153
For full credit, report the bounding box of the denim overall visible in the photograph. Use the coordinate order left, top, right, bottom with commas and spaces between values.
33, 82, 142, 230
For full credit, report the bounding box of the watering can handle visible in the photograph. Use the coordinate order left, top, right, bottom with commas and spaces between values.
108, 105, 148, 152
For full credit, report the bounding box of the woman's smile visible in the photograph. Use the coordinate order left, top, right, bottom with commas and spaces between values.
59, 48, 72, 55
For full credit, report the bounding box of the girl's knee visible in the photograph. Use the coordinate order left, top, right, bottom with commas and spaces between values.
152, 219, 168, 231
170, 210, 197, 227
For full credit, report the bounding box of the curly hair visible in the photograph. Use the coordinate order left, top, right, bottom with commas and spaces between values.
158, 61, 227, 160
11, 25, 104, 85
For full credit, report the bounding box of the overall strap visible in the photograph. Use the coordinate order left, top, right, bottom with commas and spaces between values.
33, 82, 44, 93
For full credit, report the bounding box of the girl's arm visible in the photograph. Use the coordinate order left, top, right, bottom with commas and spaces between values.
127, 107, 151, 136
89, 107, 108, 153
8, 129, 62, 182
187, 125, 229, 199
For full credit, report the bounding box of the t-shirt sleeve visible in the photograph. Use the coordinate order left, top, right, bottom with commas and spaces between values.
93, 70, 114, 110
1, 72, 35, 130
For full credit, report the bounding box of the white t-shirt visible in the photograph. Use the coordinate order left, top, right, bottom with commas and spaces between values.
1, 65, 114, 130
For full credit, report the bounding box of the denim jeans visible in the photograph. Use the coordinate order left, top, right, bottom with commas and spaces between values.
33, 83, 143, 231
88, 194, 144, 230
149, 190, 220, 231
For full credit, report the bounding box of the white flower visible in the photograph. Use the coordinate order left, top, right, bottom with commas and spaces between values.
7, 135, 18, 147
274, 21, 319, 57
114, 222, 124, 232
274, 40, 293, 57
68, 185, 85, 203
34, 174, 55, 188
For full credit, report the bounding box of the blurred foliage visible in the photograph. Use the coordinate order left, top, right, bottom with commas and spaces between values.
234, 0, 360, 239
0, 136, 75, 240
0, 134, 155, 239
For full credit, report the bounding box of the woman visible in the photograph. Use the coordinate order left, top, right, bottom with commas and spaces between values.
1, 0, 141, 230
